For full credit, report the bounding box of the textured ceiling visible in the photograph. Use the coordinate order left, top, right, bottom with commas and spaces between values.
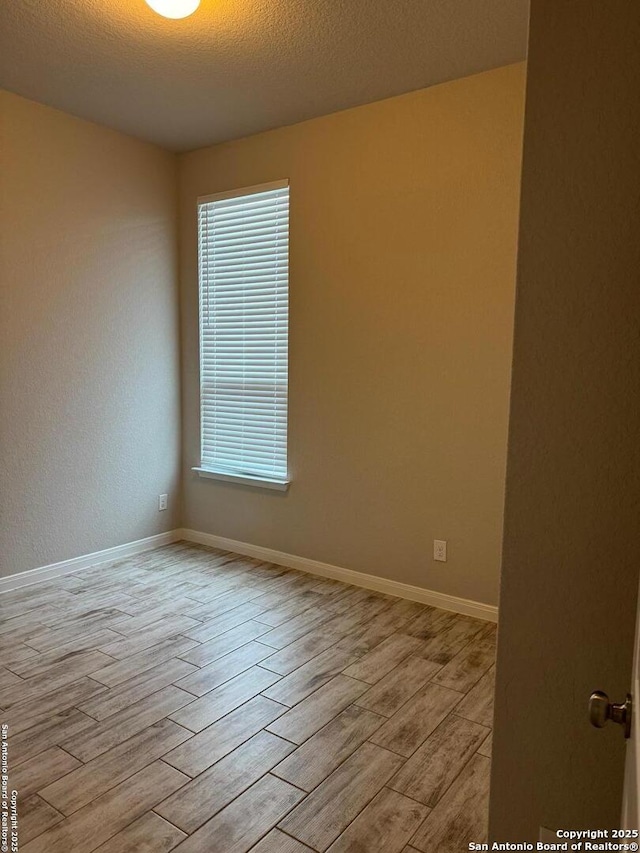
0, 0, 529, 152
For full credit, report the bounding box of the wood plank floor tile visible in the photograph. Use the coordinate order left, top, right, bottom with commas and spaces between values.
171, 774, 305, 853
252, 590, 325, 627
156, 730, 295, 833
258, 628, 342, 676
21, 760, 189, 853
1, 594, 70, 623
455, 665, 495, 728
126, 580, 204, 601
411, 615, 484, 665
0, 642, 39, 667
248, 829, 315, 852
112, 597, 206, 621
61, 685, 195, 762
354, 655, 441, 718
169, 666, 281, 732
409, 754, 491, 853
389, 714, 489, 806
0, 666, 23, 689
369, 683, 464, 757
69, 577, 144, 597
10, 708, 97, 765
163, 695, 287, 777
257, 610, 333, 650
403, 608, 455, 641
20, 610, 128, 651
0, 611, 51, 639
185, 556, 252, 579
251, 600, 311, 628
92, 812, 186, 853
384, 599, 432, 626
327, 787, 429, 853
178, 622, 271, 667
90, 638, 198, 687
9, 747, 81, 800
64, 573, 144, 593
334, 603, 419, 657
107, 605, 196, 632
53, 574, 94, 591
78, 658, 198, 720
185, 588, 257, 617
279, 742, 404, 852
0, 605, 55, 631
0, 677, 106, 735
174, 642, 274, 697
41, 718, 192, 815
313, 577, 359, 597
43, 592, 138, 619
478, 730, 492, 757
319, 587, 367, 615
0, 650, 114, 708
250, 574, 308, 598
8, 634, 121, 678
261, 648, 357, 707
215, 586, 286, 621
182, 603, 268, 643
196, 555, 267, 576
342, 634, 424, 684
273, 705, 385, 791
31, 629, 126, 658
267, 675, 369, 744
325, 599, 392, 640
1, 542, 496, 853
98, 616, 202, 659
20, 795, 65, 844
476, 621, 498, 645
431, 637, 495, 693
0, 586, 69, 607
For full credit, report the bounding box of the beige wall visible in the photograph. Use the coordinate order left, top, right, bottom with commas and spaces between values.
0, 91, 181, 578
179, 63, 525, 606
491, 0, 640, 838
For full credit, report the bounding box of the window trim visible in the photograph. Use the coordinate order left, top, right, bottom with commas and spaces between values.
198, 179, 289, 206
192, 466, 290, 491
195, 179, 290, 492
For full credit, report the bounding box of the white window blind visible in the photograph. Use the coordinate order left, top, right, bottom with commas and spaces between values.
197, 180, 289, 485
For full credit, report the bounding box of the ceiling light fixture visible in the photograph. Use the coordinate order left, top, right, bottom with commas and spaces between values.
145, 0, 200, 19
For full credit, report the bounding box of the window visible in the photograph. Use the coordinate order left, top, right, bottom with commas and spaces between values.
194, 180, 290, 490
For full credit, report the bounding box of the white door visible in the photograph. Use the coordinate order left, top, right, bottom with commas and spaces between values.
489, 0, 640, 837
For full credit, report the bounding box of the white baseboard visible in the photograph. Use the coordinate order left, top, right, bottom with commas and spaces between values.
179, 528, 498, 622
0, 530, 182, 594
2, 527, 499, 623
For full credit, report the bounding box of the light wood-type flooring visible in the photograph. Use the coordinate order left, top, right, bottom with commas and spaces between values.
0, 541, 495, 853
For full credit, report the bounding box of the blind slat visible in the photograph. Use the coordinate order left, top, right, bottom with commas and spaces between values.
198, 183, 289, 481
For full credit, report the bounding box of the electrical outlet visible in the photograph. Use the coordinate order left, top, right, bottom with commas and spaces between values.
158, 494, 168, 511
434, 539, 447, 562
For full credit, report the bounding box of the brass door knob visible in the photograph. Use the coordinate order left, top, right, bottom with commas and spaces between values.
589, 691, 632, 738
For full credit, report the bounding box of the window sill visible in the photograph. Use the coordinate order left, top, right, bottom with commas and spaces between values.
192, 467, 290, 492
